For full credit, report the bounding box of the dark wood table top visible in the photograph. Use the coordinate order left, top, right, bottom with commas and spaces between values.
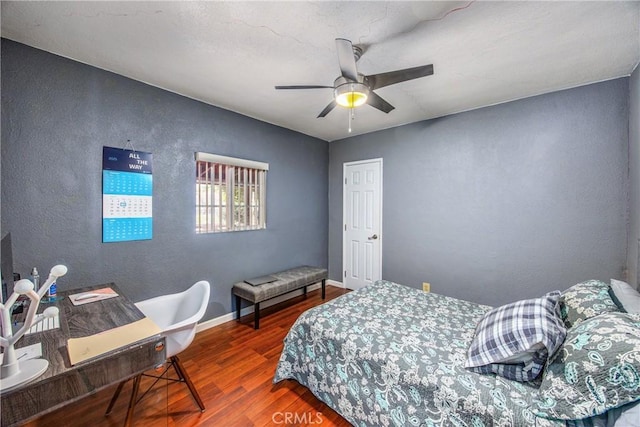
1, 283, 166, 426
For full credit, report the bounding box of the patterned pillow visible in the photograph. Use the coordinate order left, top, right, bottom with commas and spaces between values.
561, 280, 620, 328
465, 291, 566, 382
532, 311, 640, 420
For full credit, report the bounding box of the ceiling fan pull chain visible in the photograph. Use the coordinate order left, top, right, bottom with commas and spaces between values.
348, 107, 353, 133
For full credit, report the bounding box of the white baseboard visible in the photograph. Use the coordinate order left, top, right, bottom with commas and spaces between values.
196, 281, 344, 332
327, 279, 344, 288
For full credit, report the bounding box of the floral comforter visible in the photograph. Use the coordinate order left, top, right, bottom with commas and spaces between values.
273, 280, 565, 427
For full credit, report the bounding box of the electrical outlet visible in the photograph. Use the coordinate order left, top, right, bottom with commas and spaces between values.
422, 282, 431, 292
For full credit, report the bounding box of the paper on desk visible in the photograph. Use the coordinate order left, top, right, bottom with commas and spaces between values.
69, 287, 119, 306
0, 342, 42, 363
66, 317, 161, 365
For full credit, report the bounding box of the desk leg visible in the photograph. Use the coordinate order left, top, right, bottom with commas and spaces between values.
124, 374, 142, 427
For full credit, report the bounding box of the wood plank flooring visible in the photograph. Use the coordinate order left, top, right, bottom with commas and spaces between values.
22, 285, 352, 427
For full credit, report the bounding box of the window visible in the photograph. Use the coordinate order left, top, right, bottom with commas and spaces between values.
195, 152, 268, 233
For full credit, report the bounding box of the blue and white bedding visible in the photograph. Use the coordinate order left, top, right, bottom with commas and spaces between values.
273, 280, 635, 427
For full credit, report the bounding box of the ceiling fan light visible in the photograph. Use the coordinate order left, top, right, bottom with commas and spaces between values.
335, 82, 369, 108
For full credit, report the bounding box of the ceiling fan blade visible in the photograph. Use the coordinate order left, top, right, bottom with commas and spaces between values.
335, 38, 358, 82
275, 85, 334, 90
366, 64, 434, 90
367, 91, 395, 114
317, 100, 337, 118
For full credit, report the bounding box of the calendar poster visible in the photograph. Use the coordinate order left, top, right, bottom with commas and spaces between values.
102, 146, 153, 243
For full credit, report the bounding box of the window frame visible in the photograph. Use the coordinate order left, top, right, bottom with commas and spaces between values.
195, 152, 268, 234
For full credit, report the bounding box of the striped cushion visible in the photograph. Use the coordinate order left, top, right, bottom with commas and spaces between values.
465, 291, 566, 382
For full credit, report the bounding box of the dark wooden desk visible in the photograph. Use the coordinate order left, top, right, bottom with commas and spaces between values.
0, 283, 166, 426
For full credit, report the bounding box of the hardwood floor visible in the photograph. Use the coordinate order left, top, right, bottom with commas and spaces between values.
23, 285, 352, 427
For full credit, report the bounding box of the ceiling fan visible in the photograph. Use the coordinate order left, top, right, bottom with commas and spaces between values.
275, 38, 434, 118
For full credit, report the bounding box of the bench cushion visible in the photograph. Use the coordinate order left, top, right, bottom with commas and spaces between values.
233, 266, 328, 303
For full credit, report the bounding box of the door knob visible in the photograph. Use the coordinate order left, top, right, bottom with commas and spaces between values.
368, 234, 378, 240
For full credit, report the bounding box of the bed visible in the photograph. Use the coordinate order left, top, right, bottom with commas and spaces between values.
273, 279, 640, 427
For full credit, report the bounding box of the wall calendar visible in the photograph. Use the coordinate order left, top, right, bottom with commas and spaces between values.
102, 146, 153, 243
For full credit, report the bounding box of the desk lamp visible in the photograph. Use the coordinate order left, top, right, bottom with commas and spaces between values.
0, 264, 67, 391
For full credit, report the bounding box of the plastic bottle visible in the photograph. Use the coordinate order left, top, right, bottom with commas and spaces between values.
48, 280, 57, 298
30, 268, 40, 291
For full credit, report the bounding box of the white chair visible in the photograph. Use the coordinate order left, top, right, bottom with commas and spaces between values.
106, 280, 210, 425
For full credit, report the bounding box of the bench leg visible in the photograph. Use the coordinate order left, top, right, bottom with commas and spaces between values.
254, 302, 260, 329
322, 279, 326, 299
235, 295, 241, 321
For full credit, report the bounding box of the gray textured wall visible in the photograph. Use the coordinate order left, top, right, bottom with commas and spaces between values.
329, 79, 630, 306
2, 38, 633, 315
628, 65, 640, 288
1, 39, 329, 320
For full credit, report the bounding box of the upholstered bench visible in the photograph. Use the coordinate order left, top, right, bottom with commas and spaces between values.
233, 265, 328, 329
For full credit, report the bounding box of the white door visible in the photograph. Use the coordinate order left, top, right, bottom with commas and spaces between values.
343, 159, 382, 290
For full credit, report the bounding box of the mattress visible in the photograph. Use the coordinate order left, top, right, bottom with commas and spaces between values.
273, 280, 567, 426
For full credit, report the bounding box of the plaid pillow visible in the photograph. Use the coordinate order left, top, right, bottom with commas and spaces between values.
465, 291, 566, 382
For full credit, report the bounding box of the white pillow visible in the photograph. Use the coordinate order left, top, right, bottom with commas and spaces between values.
614, 401, 640, 427
610, 279, 640, 313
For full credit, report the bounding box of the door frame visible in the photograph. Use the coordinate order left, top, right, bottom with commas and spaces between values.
342, 158, 383, 288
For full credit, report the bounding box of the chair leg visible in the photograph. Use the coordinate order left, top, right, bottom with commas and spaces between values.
105, 380, 127, 415
322, 279, 326, 299
171, 355, 205, 412
105, 358, 204, 423
124, 374, 142, 427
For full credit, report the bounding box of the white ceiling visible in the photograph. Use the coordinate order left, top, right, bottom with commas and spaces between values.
2, 1, 639, 142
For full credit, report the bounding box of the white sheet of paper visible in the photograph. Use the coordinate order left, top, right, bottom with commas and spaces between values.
0, 342, 43, 363
69, 287, 119, 306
